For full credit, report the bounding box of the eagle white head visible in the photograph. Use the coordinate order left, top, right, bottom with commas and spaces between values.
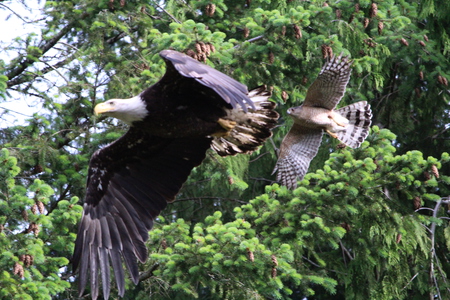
94, 96, 148, 125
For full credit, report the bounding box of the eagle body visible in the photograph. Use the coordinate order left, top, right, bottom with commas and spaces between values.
73, 50, 279, 300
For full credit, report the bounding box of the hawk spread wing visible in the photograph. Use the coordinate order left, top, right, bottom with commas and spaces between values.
273, 125, 323, 189
303, 54, 352, 109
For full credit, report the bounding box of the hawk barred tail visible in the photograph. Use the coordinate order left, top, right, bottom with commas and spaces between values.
211, 86, 279, 156
335, 101, 372, 148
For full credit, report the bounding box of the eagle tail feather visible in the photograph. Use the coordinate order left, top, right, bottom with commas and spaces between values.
211, 86, 279, 156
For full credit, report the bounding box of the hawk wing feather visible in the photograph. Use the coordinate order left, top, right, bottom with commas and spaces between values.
303, 54, 352, 110
273, 124, 323, 189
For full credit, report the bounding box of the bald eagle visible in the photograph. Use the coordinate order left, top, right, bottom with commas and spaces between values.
72, 50, 279, 299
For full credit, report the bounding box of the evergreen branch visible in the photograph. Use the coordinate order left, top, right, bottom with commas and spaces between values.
401, 273, 419, 290
249, 151, 270, 163
339, 240, 354, 262
5, 13, 88, 88
139, 263, 160, 281
154, 3, 181, 23
249, 177, 277, 184
174, 196, 248, 205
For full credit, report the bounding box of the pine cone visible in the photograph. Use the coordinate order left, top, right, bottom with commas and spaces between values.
37, 201, 45, 214
414, 87, 421, 98
419, 40, 426, 47
23, 254, 34, 267
228, 176, 234, 185
243, 27, 250, 38
31, 204, 38, 215
13, 262, 24, 278
323, 2, 329, 7
205, 3, 216, 17
335, 9, 342, 19
247, 248, 255, 262
424, 34, 429, 42
363, 18, 370, 28
370, 2, 378, 18
321, 44, 329, 58
161, 239, 167, 250
400, 38, 409, 46
340, 222, 351, 231
348, 13, 355, 24
413, 196, 421, 209
22, 210, 28, 221
27, 223, 40, 237
327, 46, 333, 58
281, 26, 286, 36
378, 21, 384, 35
355, 3, 360, 13
198, 41, 207, 54
271, 267, 277, 278
437, 75, 448, 86
268, 52, 274, 64
33, 164, 43, 174
120, 0, 125, 7
281, 91, 288, 102
271, 254, 278, 266
195, 42, 203, 54
396, 233, 402, 244
198, 52, 207, 63
186, 49, 197, 59
419, 71, 424, 80
206, 42, 216, 53
337, 143, 346, 149
431, 165, 439, 178
293, 24, 301, 39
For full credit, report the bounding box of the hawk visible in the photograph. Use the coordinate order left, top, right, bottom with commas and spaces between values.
273, 54, 372, 189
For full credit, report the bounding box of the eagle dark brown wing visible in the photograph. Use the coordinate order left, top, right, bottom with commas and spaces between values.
72, 128, 211, 299
160, 50, 255, 111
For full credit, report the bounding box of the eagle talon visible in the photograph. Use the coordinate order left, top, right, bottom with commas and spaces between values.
218, 118, 237, 131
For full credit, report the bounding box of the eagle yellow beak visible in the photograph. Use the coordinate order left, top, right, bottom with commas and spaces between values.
94, 102, 113, 116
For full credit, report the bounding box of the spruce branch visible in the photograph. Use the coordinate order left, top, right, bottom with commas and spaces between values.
5, 13, 88, 88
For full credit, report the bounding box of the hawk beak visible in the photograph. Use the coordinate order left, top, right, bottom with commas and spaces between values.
94, 102, 113, 116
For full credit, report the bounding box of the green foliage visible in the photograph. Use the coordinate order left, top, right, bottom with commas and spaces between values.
2, 0, 450, 299
0, 149, 76, 299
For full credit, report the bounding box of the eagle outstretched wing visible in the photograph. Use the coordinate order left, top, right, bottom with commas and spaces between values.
72, 128, 211, 299
160, 50, 255, 111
